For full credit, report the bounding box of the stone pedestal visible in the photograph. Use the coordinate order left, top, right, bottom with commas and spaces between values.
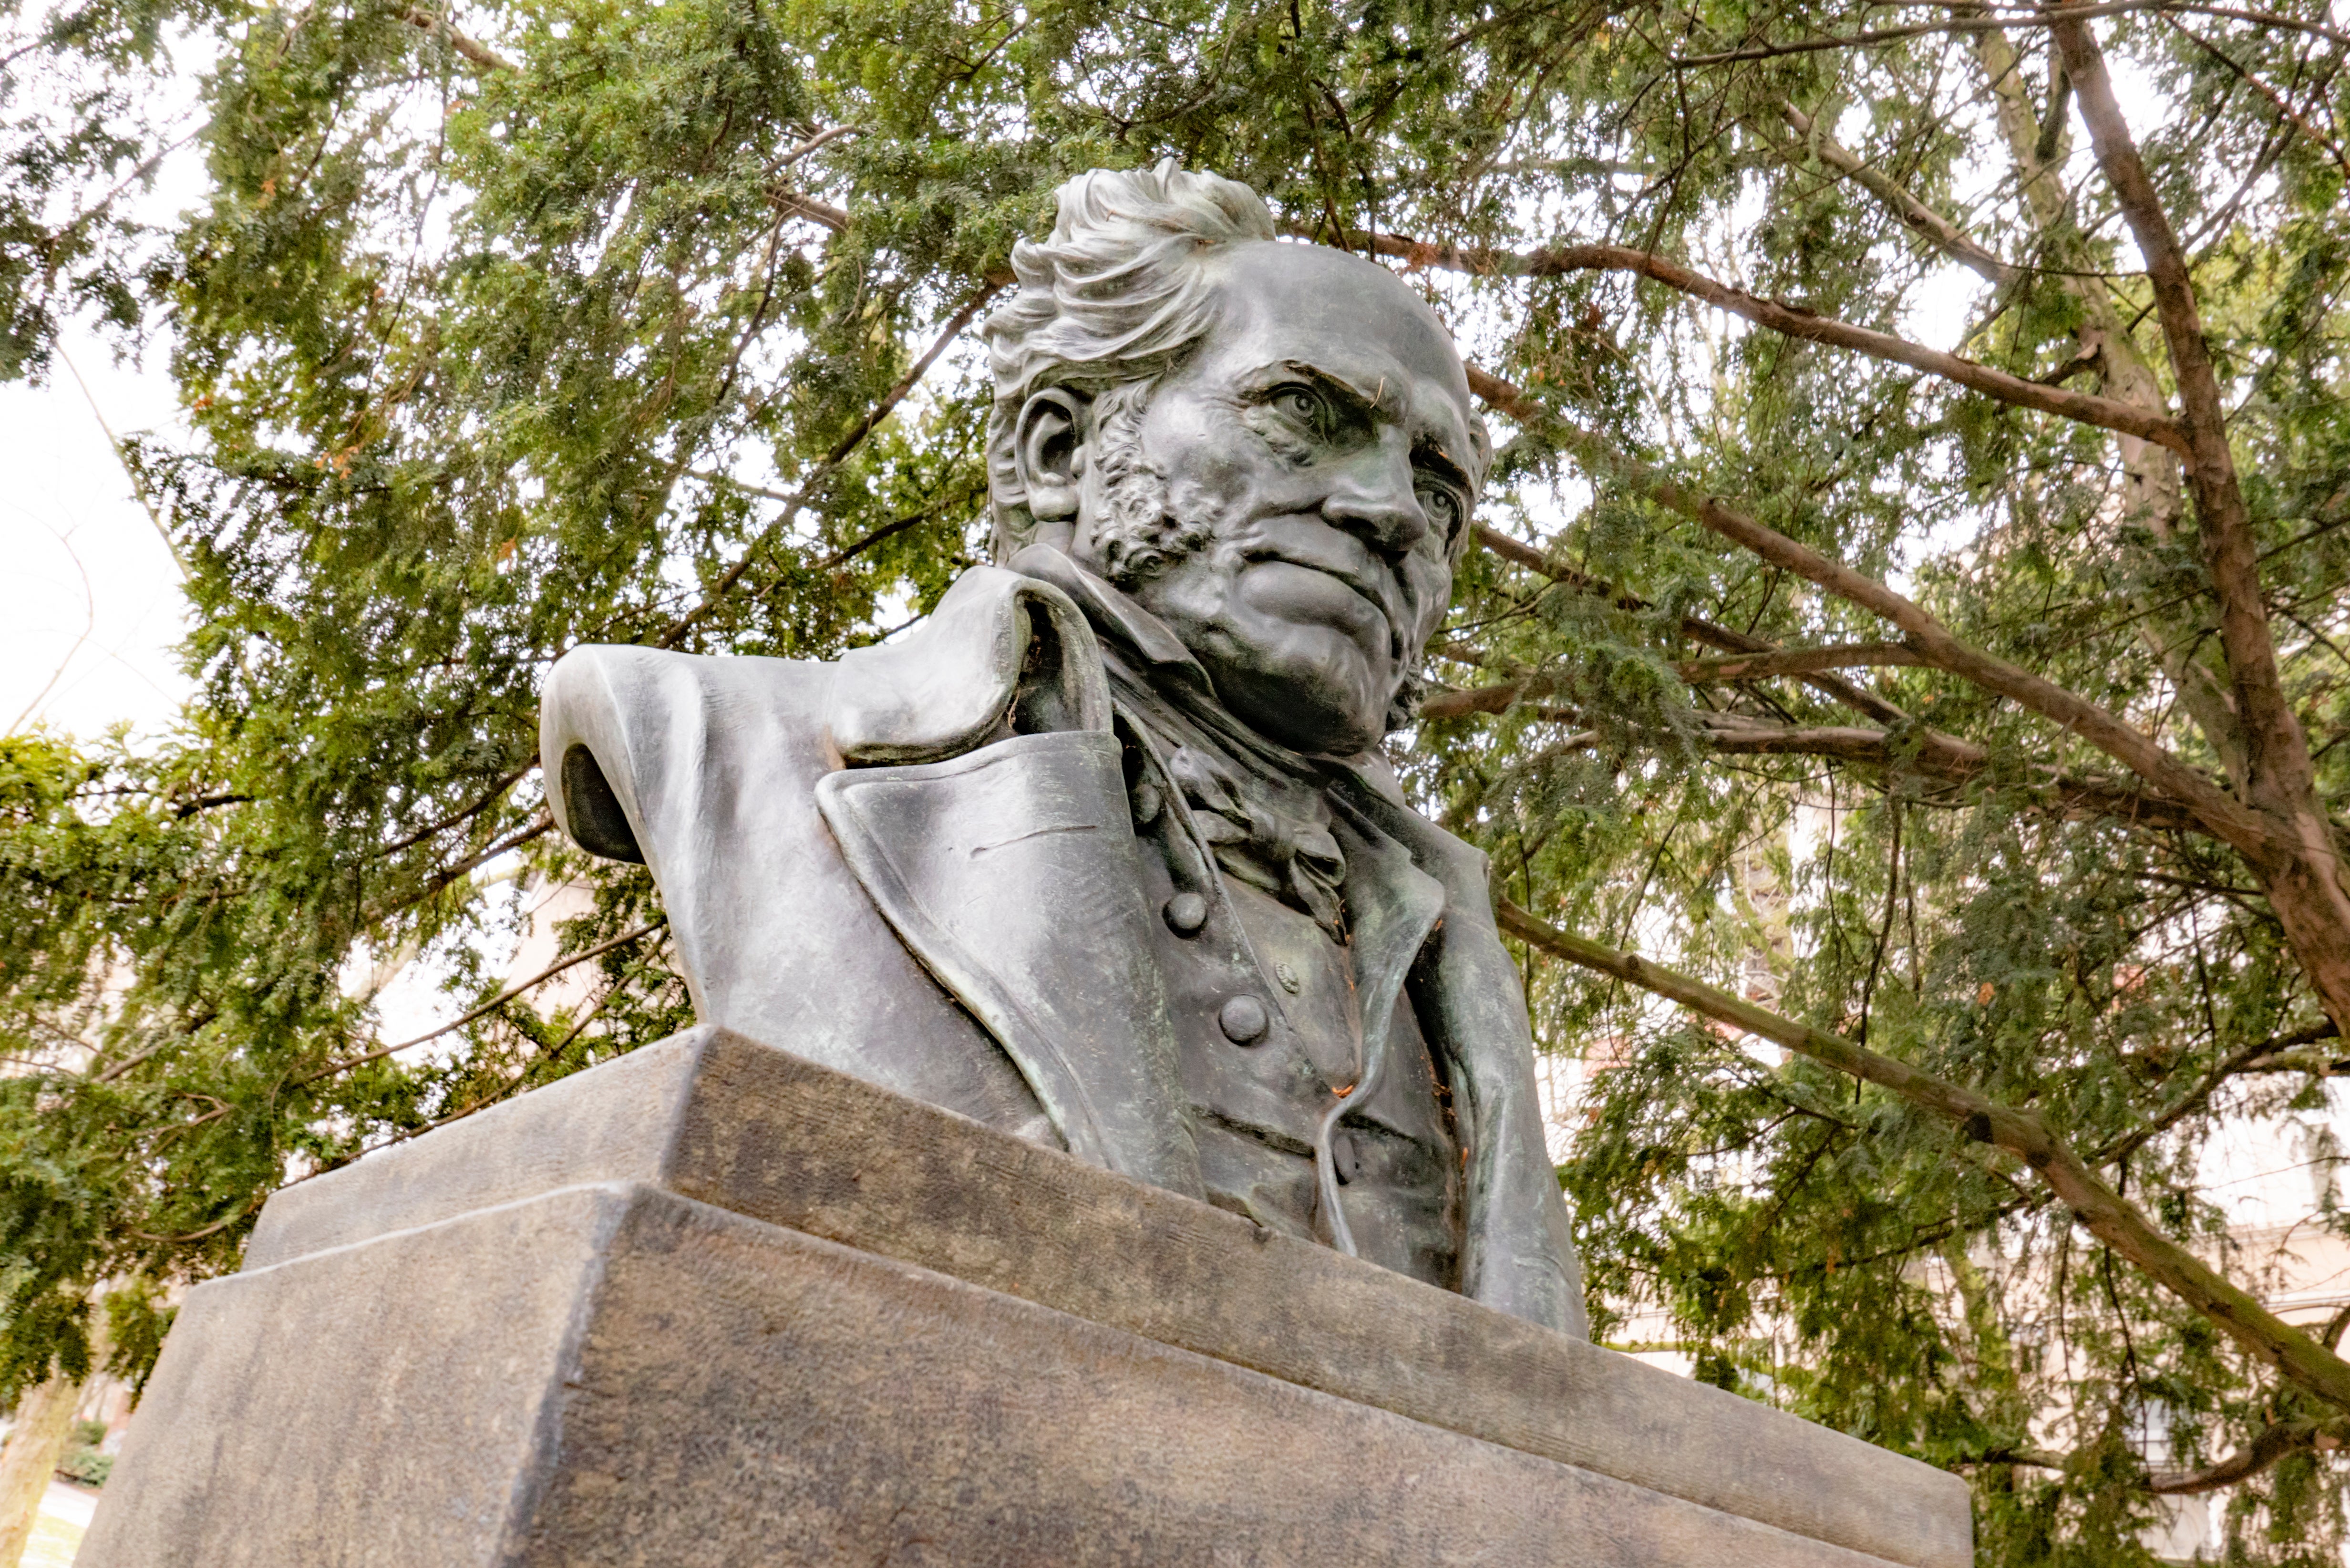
80, 1026, 1971, 1567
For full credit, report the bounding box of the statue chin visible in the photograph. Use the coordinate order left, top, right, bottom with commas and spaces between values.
1119, 552, 1401, 756
1195, 635, 1392, 757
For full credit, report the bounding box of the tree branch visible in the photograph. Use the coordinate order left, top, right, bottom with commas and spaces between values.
2233, 1019, 2350, 1075
2088, 1027, 2323, 1166
1471, 521, 1911, 725
1679, 642, 1931, 681
1699, 716, 2210, 830
655, 274, 1006, 648
373, 760, 536, 858
1419, 681, 1542, 721
771, 190, 850, 234
2161, 17, 2350, 181
1971, 1445, 2072, 1471
768, 124, 863, 171
2148, 1418, 2347, 1494
1670, 0, 2203, 63
1464, 365, 2270, 856
1970, 18, 2254, 790
1370, 232, 2190, 453
1425, 677, 2210, 830
1691, 487, 2269, 848
399, 6, 516, 71
1669, 0, 2350, 62
298, 918, 665, 1086
2054, 10, 2350, 1034
1771, 103, 2014, 284
1495, 897, 2350, 1415
127, 1197, 264, 1245
2053, 15, 2298, 793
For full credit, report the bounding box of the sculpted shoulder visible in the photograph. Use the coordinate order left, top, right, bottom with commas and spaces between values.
542, 564, 1115, 864
541, 641, 834, 864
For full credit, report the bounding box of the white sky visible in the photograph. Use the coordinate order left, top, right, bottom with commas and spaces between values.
0, 11, 208, 748
0, 325, 193, 743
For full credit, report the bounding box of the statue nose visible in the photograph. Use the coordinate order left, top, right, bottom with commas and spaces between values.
1321, 434, 1429, 559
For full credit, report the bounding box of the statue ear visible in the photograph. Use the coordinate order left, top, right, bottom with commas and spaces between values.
1013, 388, 1090, 522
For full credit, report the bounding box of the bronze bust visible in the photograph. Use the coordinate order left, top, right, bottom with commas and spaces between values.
542, 161, 1586, 1335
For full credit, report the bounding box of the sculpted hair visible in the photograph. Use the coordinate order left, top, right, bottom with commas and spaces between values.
981, 159, 1277, 558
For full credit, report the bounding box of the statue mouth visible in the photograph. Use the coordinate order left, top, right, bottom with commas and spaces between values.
1243, 548, 1404, 658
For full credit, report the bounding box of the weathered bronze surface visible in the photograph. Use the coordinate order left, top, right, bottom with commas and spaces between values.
542, 161, 1583, 1333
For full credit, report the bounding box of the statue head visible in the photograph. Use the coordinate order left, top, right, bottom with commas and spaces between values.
983, 160, 1490, 756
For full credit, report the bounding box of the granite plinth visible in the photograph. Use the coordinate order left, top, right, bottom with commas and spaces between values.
80, 1025, 1972, 1567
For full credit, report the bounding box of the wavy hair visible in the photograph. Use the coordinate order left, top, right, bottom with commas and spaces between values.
981, 160, 1276, 558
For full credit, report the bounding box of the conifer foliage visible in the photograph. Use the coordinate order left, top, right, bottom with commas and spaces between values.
0, 0, 2345, 1555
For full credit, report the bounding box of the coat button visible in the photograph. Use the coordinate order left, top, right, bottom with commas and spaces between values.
1163, 892, 1208, 934
1218, 995, 1269, 1044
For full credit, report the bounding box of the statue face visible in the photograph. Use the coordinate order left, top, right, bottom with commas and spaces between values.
1040, 242, 1484, 756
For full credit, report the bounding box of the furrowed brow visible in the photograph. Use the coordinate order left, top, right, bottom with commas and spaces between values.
1412, 434, 1474, 495
1254, 360, 1475, 489
1257, 360, 1382, 424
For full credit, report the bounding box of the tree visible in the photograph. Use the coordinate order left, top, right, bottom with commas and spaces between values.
0, 0, 2344, 1558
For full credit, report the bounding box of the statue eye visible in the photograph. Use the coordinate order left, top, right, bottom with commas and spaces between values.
1418, 483, 1465, 540
1269, 384, 1326, 430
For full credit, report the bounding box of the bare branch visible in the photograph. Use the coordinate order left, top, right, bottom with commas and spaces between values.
298, 918, 665, 1086
1371, 233, 2190, 453
1464, 365, 2270, 856
1680, 643, 1931, 681
399, 7, 516, 71
1495, 898, 2350, 1415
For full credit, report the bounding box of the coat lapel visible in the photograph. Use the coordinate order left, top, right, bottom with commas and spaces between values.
817, 732, 1201, 1195
1331, 770, 1589, 1338
1315, 812, 1445, 1253
818, 577, 1203, 1198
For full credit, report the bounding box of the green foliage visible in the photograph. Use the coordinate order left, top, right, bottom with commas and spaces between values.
0, 0, 2343, 1558
57, 1445, 111, 1487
